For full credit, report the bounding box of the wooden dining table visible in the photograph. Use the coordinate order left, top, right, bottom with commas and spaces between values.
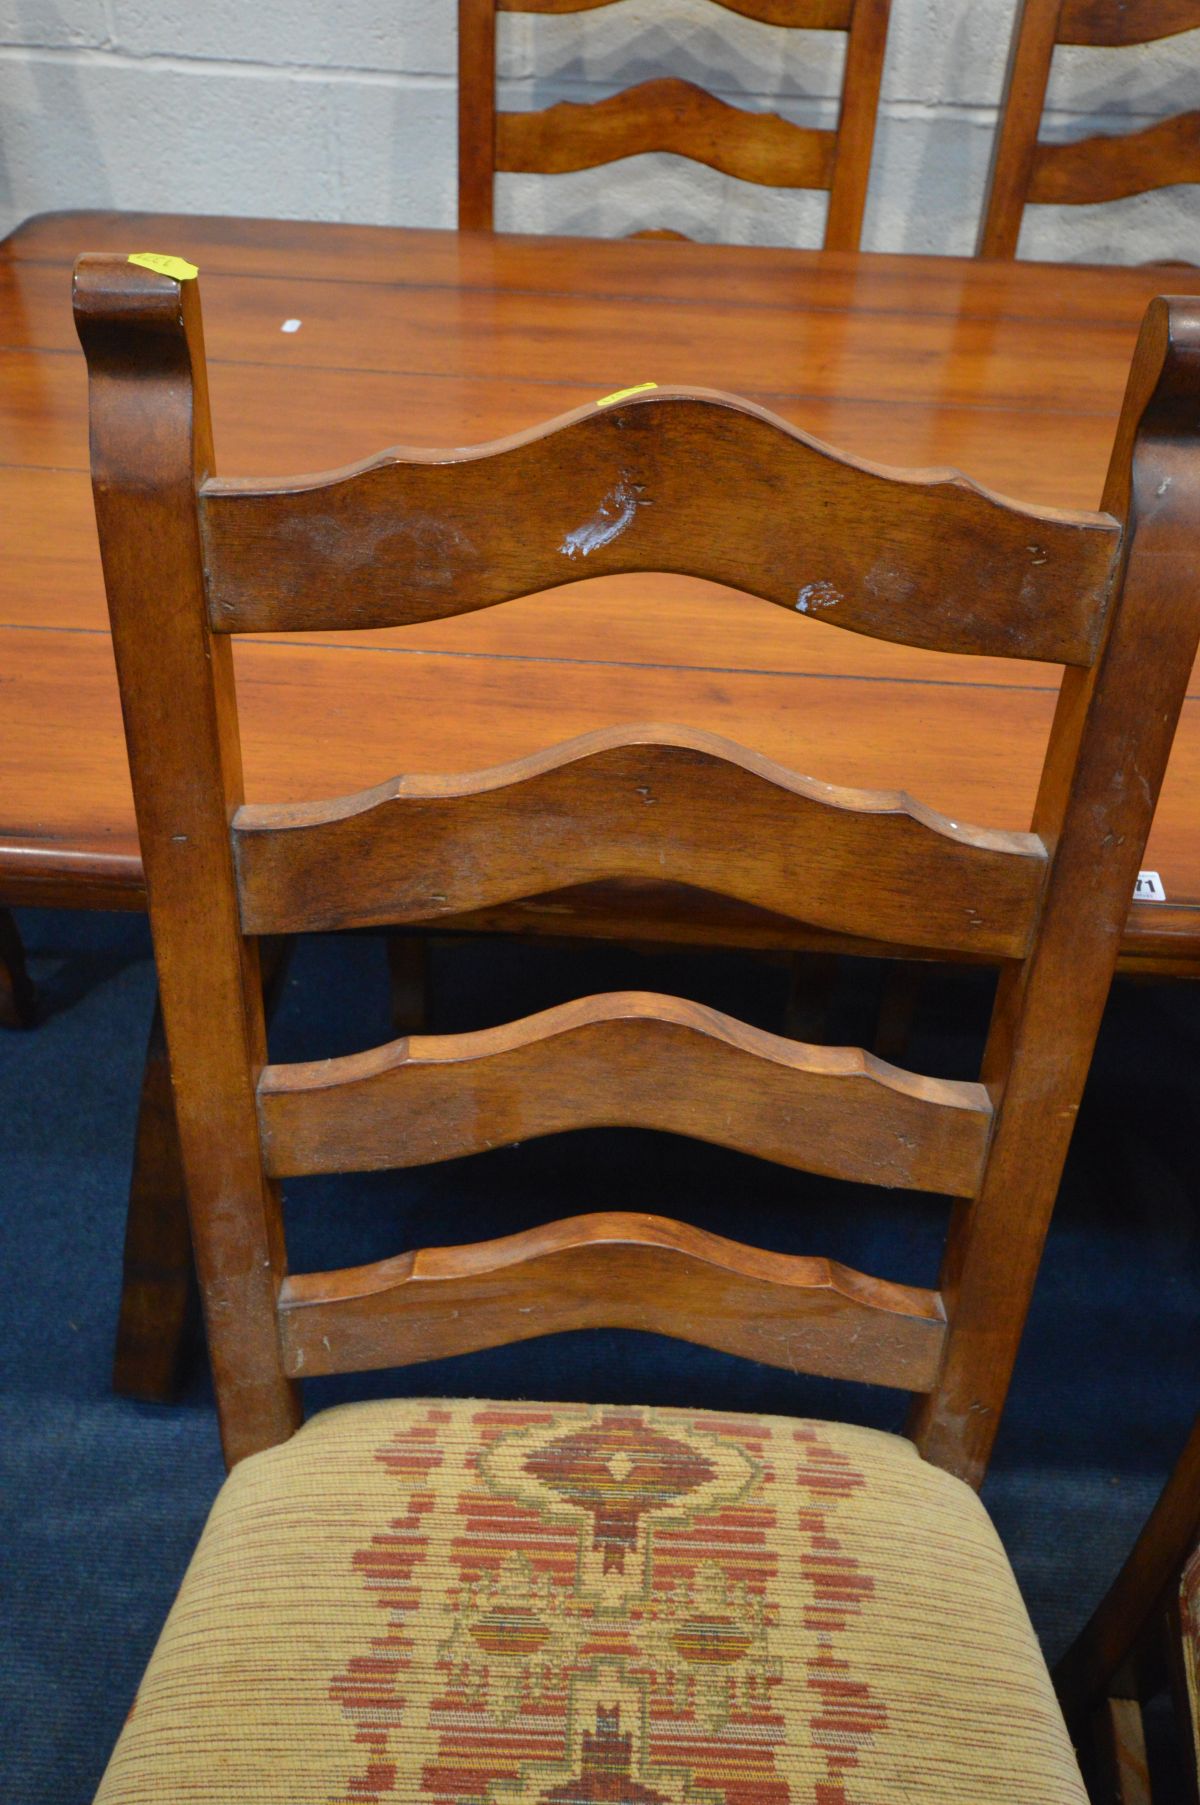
2, 208, 1199, 975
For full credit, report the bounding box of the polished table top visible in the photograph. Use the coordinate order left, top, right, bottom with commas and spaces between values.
2, 209, 1198, 968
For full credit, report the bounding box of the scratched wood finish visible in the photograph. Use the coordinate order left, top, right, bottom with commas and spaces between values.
980, 0, 1200, 258
497, 79, 836, 188
233, 726, 1047, 957
258, 990, 992, 1193
202, 391, 1119, 663
74, 253, 1200, 1487
276, 1212, 947, 1388
459, 0, 889, 248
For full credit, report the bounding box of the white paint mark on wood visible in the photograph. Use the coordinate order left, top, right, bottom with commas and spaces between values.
795, 580, 842, 613
561, 478, 649, 559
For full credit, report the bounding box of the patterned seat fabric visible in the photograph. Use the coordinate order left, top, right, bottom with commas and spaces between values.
95, 1398, 1087, 1803
1184, 1543, 1200, 1771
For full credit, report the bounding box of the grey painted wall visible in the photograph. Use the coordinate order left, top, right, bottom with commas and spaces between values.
2, 0, 1197, 261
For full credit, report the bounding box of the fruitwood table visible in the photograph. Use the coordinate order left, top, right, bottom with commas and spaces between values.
3, 209, 1198, 973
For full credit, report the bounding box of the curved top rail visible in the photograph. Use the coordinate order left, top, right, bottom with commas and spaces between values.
201, 387, 1120, 664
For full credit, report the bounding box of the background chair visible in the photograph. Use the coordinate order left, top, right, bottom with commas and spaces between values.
1056, 1408, 1200, 1803
75, 252, 1200, 1799
979, 0, 1200, 260
458, 0, 892, 246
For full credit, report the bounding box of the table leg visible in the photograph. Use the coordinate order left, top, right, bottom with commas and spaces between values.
0, 907, 37, 1028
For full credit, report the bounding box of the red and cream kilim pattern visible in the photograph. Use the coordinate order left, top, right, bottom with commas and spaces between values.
94, 1398, 1088, 1803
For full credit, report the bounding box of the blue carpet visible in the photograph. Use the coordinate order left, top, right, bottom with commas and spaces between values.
1, 908, 1197, 1801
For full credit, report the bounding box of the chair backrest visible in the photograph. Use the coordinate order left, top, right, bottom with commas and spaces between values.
979, 0, 1200, 259
74, 253, 1200, 1488
458, 0, 891, 248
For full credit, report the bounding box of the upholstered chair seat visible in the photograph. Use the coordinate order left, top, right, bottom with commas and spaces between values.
96, 1397, 1087, 1803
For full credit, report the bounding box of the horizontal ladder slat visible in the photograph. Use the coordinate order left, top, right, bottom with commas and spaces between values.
276, 1211, 947, 1388
499, 1, 855, 24
1030, 113, 1200, 207
258, 990, 993, 1194
233, 726, 1047, 958
200, 389, 1119, 664
497, 80, 836, 189
1057, 0, 1200, 45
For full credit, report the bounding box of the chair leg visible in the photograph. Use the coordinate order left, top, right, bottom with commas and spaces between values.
387, 931, 431, 1034
0, 907, 37, 1028
783, 952, 839, 1044
874, 959, 925, 1066
112, 996, 193, 1400
1085, 1697, 1152, 1805
112, 937, 294, 1402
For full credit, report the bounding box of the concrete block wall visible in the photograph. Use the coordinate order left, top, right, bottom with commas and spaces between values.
1, 0, 1197, 261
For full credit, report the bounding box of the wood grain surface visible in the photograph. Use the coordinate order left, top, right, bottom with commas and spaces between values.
1058, 0, 1200, 45
72, 254, 1200, 1483
276, 1210, 947, 1390
1031, 112, 1200, 209
258, 989, 992, 1193
981, 0, 1200, 258
201, 388, 1117, 661
496, 79, 836, 188
233, 724, 1046, 956
462, 0, 885, 248
3, 211, 1199, 964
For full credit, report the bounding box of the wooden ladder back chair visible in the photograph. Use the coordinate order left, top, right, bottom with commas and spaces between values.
1055, 1409, 1200, 1803
980, 0, 1200, 259
458, 0, 892, 248
75, 253, 1200, 1805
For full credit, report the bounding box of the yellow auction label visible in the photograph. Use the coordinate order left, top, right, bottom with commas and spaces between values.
127, 252, 199, 281
596, 382, 658, 407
